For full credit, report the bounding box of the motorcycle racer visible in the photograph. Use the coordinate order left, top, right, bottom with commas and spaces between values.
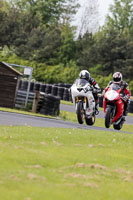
103, 72, 131, 116
75, 70, 101, 114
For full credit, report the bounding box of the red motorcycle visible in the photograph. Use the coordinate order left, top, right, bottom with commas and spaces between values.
103, 83, 125, 130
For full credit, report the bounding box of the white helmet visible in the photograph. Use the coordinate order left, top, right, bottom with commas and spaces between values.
79, 70, 90, 81
113, 72, 122, 83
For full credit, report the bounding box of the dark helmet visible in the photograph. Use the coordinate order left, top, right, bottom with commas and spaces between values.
79, 70, 90, 81
113, 72, 122, 83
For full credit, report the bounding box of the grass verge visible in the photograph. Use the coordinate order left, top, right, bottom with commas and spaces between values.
0, 126, 133, 200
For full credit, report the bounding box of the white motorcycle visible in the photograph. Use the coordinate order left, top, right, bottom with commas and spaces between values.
71, 78, 96, 125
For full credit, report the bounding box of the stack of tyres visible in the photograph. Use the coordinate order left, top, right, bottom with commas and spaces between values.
129, 100, 133, 113
30, 82, 35, 92
19, 80, 28, 90
40, 84, 46, 93
99, 96, 103, 108
39, 94, 60, 116
51, 86, 58, 96
63, 88, 70, 101
34, 82, 40, 91
45, 84, 52, 94
57, 87, 64, 100
36, 92, 45, 113
64, 83, 72, 88
56, 83, 65, 87
69, 89, 72, 102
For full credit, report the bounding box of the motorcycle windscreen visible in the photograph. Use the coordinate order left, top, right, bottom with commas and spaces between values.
75, 79, 89, 87
110, 83, 121, 91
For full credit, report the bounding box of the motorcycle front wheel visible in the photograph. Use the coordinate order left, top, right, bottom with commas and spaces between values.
105, 107, 112, 128
113, 117, 125, 130
77, 101, 85, 124
113, 123, 122, 130
85, 113, 95, 126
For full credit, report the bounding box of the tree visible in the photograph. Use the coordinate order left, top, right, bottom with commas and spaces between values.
74, 0, 99, 37
57, 24, 76, 64
101, 0, 133, 79
75, 32, 96, 69
105, 0, 133, 32
9, 0, 79, 25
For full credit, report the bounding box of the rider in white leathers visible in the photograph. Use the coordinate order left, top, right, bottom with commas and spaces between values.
74, 70, 101, 114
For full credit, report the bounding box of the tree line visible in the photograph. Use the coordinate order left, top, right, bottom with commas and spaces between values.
0, 0, 133, 93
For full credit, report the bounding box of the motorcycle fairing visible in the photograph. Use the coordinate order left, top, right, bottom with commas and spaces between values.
104, 90, 119, 101
103, 83, 124, 124
111, 99, 124, 123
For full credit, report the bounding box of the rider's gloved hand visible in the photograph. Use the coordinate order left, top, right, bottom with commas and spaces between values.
93, 88, 97, 93
121, 94, 129, 102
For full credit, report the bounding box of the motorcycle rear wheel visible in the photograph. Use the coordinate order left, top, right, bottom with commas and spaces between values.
77, 101, 84, 124
85, 113, 95, 126
105, 107, 112, 128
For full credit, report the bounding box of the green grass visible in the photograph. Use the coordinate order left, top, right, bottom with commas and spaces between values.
61, 100, 73, 106
0, 126, 133, 200
0, 103, 133, 199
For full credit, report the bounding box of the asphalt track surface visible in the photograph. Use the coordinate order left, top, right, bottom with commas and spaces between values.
0, 106, 132, 134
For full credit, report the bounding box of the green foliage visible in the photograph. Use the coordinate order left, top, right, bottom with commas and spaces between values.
0, 47, 33, 66
33, 60, 79, 84
58, 24, 76, 64
129, 80, 133, 95
92, 74, 113, 91
75, 32, 96, 69
0, 0, 133, 94
106, 0, 133, 32
0, 0, 78, 64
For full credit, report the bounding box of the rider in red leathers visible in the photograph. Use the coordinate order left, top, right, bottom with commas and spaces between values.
103, 72, 131, 116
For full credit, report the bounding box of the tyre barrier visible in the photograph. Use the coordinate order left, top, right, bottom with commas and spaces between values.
37, 93, 60, 116
129, 100, 133, 113
54, 83, 65, 87
57, 87, 64, 100
63, 88, 70, 101
45, 84, 52, 94
19, 80, 35, 92
64, 83, 72, 88
19, 80, 28, 90
18, 80, 72, 101
30, 82, 35, 92
54, 83, 72, 88
40, 84, 46, 93
34, 82, 41, 91
69, 91, 72, 102
99, 96, 103, 108
51, 86, 58, 96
